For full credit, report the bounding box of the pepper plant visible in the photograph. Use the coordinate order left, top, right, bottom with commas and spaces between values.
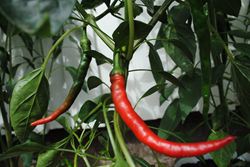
0, 0, 249, 166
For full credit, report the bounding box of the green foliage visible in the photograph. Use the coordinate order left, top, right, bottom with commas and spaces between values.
10, 68, 49, 142
0, 0, 249, 166
0, 0, 76, 36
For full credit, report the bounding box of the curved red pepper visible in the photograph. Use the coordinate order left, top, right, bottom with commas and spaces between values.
110, 74, 235, 157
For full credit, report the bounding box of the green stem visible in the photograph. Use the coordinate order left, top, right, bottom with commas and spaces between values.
86, 17, 115, 51
73, 153, 78, 167
96, 0, 122, 21
111, 51, 124, 75
114, 112, 136, 167
134, 0, 173, 49
75, 1, 115, 50
41, 26, 81, 71
102, 101, 119, 157
124, 0, 135, 60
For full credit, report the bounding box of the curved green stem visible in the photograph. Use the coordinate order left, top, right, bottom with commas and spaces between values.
111, 51, 124, 75
75, 1, 115, 51
124, 0, 135, 60
41, 26, 81, 71
114, 112, 136, 167
86, 17, 115, 51
102, 100, 119, 157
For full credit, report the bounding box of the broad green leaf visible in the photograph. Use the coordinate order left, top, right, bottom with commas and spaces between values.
10, 68, 49, 142
169, 4, 191, 25
179, 71, 202, 119
159, 23, 194, 73
113, 21, 152, 49
0, 141, 46, 161
78, 100, 98, 122
188, 0, 211, 120
0, 0, 76, 35
36, 137, 69, 167
209, 131, 236, 167
231, 55, 250, 122
214, 0, 241, 17
36, 149, 60, 167
20, 153, 33, 167
136, 84, 166, 107
87, 76, 103, 90
133, 4, 143, 18
87, 50, 112, 65
229, 30, 250, 39
158, 99, 182, 139
158, 71, 183, 87
234, 43, 250, 56
160, 85, 176, 105
140, 0, 154, 13
56, 115, 72, 133
147, 42, 164, 85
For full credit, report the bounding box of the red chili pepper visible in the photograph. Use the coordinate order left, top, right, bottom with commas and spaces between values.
31, 27, 91, 126
110, 74, 235, 157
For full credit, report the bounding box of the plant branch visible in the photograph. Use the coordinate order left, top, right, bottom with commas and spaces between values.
114, 112, 135, 167
134, 0, 173, 49
124, 0, 135, 60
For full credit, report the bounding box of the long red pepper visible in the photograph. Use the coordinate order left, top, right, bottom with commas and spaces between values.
31, 27, 91, 126
110, 73, 235, 157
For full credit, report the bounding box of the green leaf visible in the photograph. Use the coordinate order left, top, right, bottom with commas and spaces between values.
231, 55, 250, 122
159, 23, 194, 73
113, 21, 152, 49
0, 141, 46, 161
209, 131, 236, 167
188, 0, 211, 120
158, 71, 183, 87
147, 42, 164, 85
160, 85, 176, 105
10, 68, 49, 142
137, 84, 166, 107
234, 43, 250, 56
87, 76, 103, 90
228, 30, 250, 39
214, 0, 241, 17
140, 0, 154, 13
88, 50, 112, 65
0, 0, 76, 35
158, 99, 182, 139
36, 149, 60, 167
78, 100, 98, 122
56, 115, 72, 133
20, 153, 33, 167
133, 4, 143, 18
179, 71, 202, 118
